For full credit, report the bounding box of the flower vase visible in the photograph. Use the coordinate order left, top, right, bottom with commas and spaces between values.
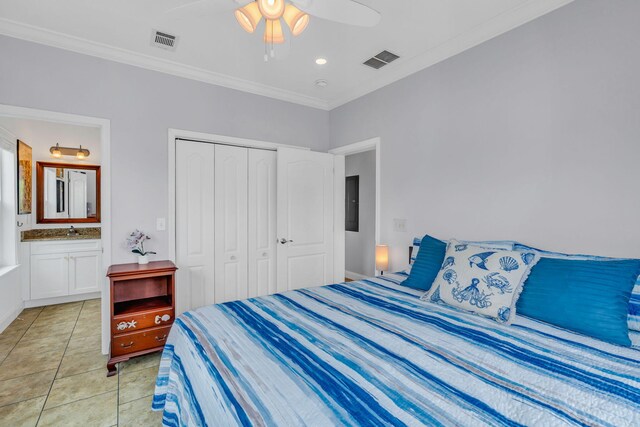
138, 255, 149, 265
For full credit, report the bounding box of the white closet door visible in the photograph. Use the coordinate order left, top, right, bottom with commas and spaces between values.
248, 149, 276, 298
176, 140, 215, 314
214, 145, 248, 303
276, 147, 334, 292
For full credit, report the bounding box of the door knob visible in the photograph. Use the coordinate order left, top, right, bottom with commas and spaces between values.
279, 238, 293, 244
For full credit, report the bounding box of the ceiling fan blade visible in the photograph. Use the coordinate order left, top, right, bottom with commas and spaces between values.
292, 0, 381, 27
163, 0, 250, 15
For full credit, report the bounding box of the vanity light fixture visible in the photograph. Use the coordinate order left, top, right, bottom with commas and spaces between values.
49, 143, 90, 159
50, 143, 63, 158
76, 145, 87, 160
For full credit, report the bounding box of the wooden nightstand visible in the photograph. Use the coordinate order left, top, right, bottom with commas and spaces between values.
106, 260, 177, 376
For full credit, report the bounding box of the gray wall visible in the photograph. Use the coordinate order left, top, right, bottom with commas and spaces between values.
345, 150, 376, 277
330, 0, 640, 269
0, 35, 330, 263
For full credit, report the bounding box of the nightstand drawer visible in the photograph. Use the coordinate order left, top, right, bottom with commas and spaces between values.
111, 308, 174, 335
111, 325, 172, 357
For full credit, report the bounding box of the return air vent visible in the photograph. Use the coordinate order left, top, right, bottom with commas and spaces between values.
151, 29, 179, 51
363, 50, 400, 70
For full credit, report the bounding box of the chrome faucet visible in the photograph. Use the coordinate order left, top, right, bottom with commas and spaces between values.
67, 226, 79, 236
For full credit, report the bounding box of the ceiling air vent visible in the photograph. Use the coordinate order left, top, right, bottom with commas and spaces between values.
151, 29, 179, 51
363, 50, 400, 69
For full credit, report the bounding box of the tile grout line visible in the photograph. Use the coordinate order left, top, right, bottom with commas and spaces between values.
35, 301, 84, 426
0, 308, 46, 409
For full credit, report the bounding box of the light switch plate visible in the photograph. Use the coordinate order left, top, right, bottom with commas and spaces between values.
393, 218, 407, 232
156, 218, 166, 231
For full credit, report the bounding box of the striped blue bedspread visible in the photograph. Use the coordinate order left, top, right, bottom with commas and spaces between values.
153, 273, 640, 426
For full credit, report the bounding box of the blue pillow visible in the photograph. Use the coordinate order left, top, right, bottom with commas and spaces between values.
517, 257, 640, 346
402, 234, 446, 291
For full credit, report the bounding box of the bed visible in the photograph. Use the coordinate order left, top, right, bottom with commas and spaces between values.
153, 272, 640, 426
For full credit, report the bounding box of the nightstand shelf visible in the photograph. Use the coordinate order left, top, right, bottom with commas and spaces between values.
106, 260, 177, 376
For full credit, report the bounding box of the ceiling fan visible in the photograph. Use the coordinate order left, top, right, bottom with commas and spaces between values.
166, 0, 381, 60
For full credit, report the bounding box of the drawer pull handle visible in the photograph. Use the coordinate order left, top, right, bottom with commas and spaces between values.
154, 314, 171, 324
120, 342, 135, 349
155, 334, 167, 342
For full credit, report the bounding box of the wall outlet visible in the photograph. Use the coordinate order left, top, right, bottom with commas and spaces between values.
156, 217, 166, 231
393, 218, 407, 232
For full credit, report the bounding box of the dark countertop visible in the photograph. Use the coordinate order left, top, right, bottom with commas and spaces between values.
21, 227, 101, 242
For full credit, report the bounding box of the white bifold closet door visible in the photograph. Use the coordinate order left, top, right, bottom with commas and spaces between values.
214, 145, 249, 304
176, 140, 336, 313
176, 140, 216, 314
248, 149, 277, 298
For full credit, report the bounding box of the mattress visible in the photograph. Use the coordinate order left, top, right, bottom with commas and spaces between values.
153, 273, 640, 426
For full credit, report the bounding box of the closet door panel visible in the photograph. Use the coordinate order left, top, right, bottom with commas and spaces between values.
176, 140, 215, 314
215, 145, 248, 303
248, 150, 276, 298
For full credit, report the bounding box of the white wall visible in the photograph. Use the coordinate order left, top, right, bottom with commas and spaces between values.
345, 150, 376, 277
330, 0, 640, 270
0, 266, 22, 333
0, 35, 331, 264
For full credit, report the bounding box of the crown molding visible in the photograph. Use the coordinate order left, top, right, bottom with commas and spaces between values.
327, 0, 575, 110
0, 18, 331, 111
0, 0, 573, 113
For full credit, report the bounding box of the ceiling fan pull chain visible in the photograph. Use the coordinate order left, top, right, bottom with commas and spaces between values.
270, 20, 276, 58
264, 38, 268, 62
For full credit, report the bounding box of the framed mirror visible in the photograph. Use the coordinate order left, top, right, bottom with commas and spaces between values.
36, 162, 101, 223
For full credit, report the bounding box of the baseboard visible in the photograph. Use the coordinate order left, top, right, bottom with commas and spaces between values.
345, 271, 368, 281
24, 291, 101, 308
0, 303, 24, 334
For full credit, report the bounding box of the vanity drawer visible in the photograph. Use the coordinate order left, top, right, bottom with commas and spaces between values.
31, 239, 101, 255
111, 308, 174, 335
111, 325, 172, 357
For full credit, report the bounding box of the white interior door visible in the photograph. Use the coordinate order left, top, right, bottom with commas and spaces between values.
248, 149, 277, 298
68, 170, 87, 218
277, 147, 334, 292
214, 145, 248, 303
176, 140, 215, 314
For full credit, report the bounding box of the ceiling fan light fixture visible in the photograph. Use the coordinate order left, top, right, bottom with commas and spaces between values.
283, 4, 309, 36
264, 19, 285, 44
258, 0, 285, 20
235, 2, 262, 33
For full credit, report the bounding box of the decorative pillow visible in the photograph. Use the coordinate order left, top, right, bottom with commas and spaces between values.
402, 235, 447, 291
403, 237, 423, 274
514, 243, 640, 333
517, 257, 640, 347
423, 241, 539, 324
403, 237, 514, 274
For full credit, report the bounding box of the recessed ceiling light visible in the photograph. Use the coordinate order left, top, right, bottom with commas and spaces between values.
315, 58, 327, 65
315, 79, 328, 88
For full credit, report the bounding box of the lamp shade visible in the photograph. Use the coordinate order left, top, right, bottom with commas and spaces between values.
264, 19, 285, 44
375, 245, 389, 272
258, 0, 285, 20
283, 4, 309, 36
235, 2, 262, 33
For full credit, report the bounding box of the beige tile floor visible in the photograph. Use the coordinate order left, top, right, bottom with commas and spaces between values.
0, 299, 163, 426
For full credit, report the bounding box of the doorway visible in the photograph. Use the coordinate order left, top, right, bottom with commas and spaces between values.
0, 104, 111, 354
329, 137, 380, 281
